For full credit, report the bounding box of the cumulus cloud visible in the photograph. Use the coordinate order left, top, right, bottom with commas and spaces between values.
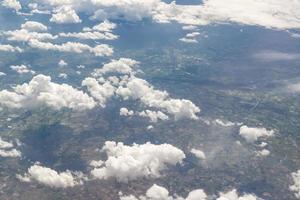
91, 141, 185, 182
1, 0, 21, 11
120, 184, 207, 200
21, 21, 48, 32
239, 125, 274, 143
179, 38, 198, 43
28, 39, 113, 57
3, 29, 57, 42
36, 0, 300, 30
0, 137, 21, 158
0, 44, 23, 52
0, 74, 96, 111
290, 170, 300, 199
191, 148, 206, 160
120, 107, 134, 116
83, 58, 200, 121
17, 164, 84, 188
216, 189, 259, 200
50, 6, 81, 24
58, 59, 68, 67
10, 65, 35, 74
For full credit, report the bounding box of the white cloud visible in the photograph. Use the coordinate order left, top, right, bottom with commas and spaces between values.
217, 189, 259, 200
50, 6, 81, 24
0, 137, 13, 149
255, 149, 270, 157
120, 107, 134, 116
1, 0, 21, 11
17, 164, 84, 188
0, 72, 6, 76
191, 148, 206, 160
3, 29, 57, 42
37, 0, 300, 30
179, 38, 198, 43
290, 170, 300, 199
239, 125, 274, 143
59, 30, 118, 40
10, 64, 35, 74
28, 39, 113, 57
91, 141, 185, 182
0, 44, 23, 52
58, 59, 68, 67
83, 58, 200, 121
0, 74, 96, 111
120, 184, 207, 200
58, 73, 68, 79
0, 137, 21, 158
214, 119, 236, 127
253, 50, 300, 61
138, 110, 169, 123
21, 21, 48, 32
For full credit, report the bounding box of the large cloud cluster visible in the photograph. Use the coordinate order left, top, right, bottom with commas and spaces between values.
30, 0, 300, 30
17, 164, 84, 188
0, 74, 96, 111
1, 0, 21, 11
82, 58, 200, 121
91, 141, 185, 182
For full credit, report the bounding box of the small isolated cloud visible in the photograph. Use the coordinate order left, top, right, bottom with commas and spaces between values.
239, 125, 274, 143
0, 74, 96, 111
120, 107, 134, 116
0, 44, 23, 52
1, 0, 21, 11
179, 37, 198, 43
58, 73, 68, 79
290, 170, 300, 199
191, 148, 206, 160
17, 164, 84, 188
120, 184, 207, 200
10, 64, 35, 74
253, 50, 300, 62
28, 39, 113, 57
91, 141, 185, 182
21, 21, 48, 32
50, 6, 81, 24
0, 137, 21, 158
58, 59, 68, 67
138, 110, 169, 123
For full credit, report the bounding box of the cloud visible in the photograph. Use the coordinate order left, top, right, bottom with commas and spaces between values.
290, 170, 300, 199
10, 64, 35, 74
0, 137, 21, 158
191, 148, 206, 160
1, 0, 21, 11
217, 189, 259, 200
50, 6, 82, 24
239, 125, 274, 143
21, 21, 48, 32
179, 38, 198, 43
91, 141, 185, 182
253, 50, 300, 62
17, 164, 84, 188
28, 39, 113, 57
0, 74, 96, 111
120, 184, 207, 200
58, 59, 68, 67
120, 107, 134, 116
3, 29, 57, 42
83, 58, 200, 121
0, 44, 23, 52
37, 0, 300, 30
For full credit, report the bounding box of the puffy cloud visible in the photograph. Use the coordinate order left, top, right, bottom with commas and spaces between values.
3, 29, 57, 42
191, 148, 206, 160
37, 0, 300, 30
10, 64, 35, 74
120, 184, 207, 200
50, 6, 81, 24
0, 74, 96, 111
216, 189, 258, 200
58, 73, 68, 79
120, 107, 134, 116
1, 0, 21, 11
290, 170, 300, 199
17, 164, 84, 188
21, 21, 48, 32
255, 149, 270, 157
28, 39, 113, 57
0, 137, 21, 158
83, 58, 200, 121
91, 141, 185, 182
239, 125, 274, 143
0, 44, 23, 52
58, 59, 68, 67
84, 20, 116, 32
